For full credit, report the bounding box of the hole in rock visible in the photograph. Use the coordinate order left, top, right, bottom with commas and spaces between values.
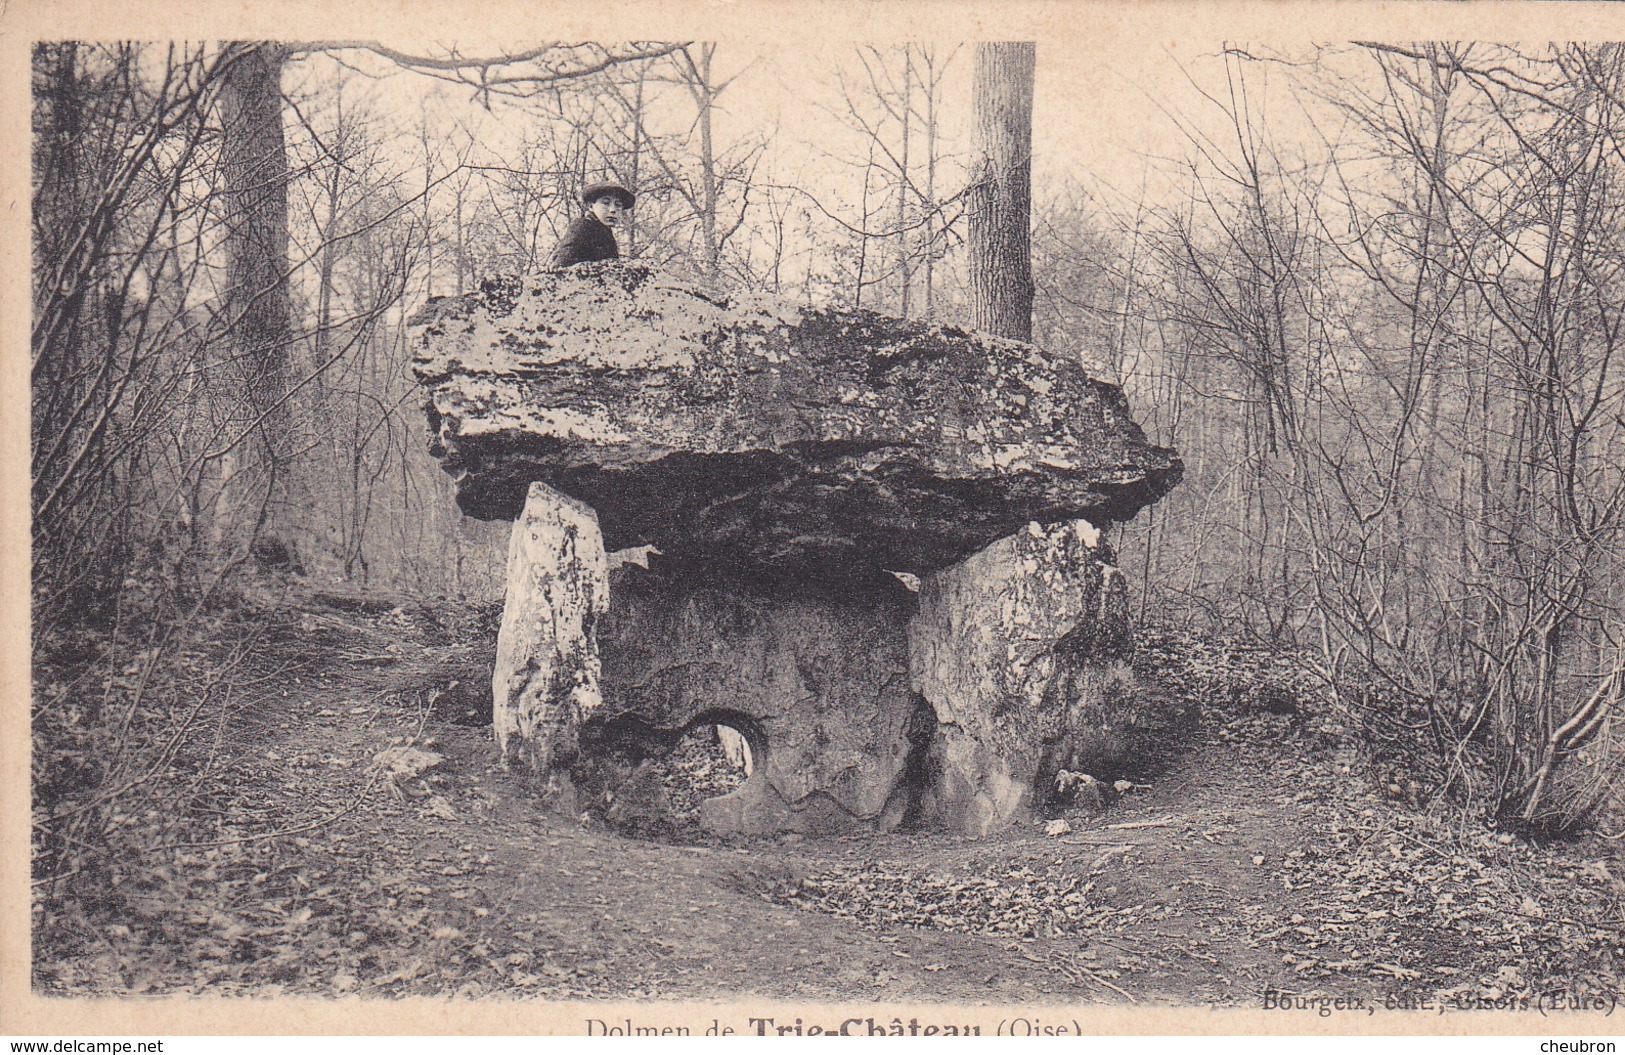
581, 711, 764, 837
653, 721, 753, 823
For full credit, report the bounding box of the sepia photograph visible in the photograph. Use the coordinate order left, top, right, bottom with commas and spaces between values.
11, 0, 1625, 1039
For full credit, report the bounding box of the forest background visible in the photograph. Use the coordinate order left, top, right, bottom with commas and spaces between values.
23, 11, 1625, 905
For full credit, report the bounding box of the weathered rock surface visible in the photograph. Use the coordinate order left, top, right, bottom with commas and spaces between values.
582, 565, 926, 835
909, 520, 1146, 836
412, 263, 1181, 582
427, 267, 1187, 838
490, 482, 608, 803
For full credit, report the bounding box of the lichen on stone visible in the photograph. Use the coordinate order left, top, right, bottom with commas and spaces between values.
411, 262, 1181, 577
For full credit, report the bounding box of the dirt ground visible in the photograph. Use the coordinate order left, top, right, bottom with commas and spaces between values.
31, 587, 1625, 1012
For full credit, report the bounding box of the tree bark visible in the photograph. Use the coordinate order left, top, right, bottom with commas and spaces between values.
684, 45, 721, 281
218, 41, 295, 553
897, 47, 912, 318
968, 42, 1035, 342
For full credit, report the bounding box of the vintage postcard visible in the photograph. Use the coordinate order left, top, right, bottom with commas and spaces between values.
9, 0, 1625, 1040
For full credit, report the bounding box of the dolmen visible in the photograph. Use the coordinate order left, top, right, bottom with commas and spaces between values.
411, 263, 1182, 837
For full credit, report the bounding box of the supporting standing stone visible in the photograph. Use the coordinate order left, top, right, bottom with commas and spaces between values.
590, 566, 924, 835
492, 482, 609, 804
909, 520, 1138, 836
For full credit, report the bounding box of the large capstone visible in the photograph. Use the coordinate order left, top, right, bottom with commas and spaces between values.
411, 263, 1181, 584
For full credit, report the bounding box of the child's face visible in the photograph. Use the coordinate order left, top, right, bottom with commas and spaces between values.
589, 195, 624, 226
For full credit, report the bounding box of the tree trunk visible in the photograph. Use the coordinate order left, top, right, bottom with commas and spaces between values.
218, 41, 295, 558
897, 47, 912, 318
924, 48, 939, 321
967, 42, 1034, 342
686, 45, 721, 281
624, 69, 645, 258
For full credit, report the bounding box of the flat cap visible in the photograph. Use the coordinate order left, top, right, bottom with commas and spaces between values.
581, 181, 635, 209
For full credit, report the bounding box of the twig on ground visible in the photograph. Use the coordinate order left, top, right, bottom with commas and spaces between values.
147, 687, 436, 853
144, 763, 389, 852
1167, 944, 1219, 965
1061, 836, 1147, 845
1038, 949, 1138, 1003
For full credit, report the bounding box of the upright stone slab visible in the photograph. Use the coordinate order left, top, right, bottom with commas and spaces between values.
909, 520, 1136, 836
492, 482, 609, 799
588, 566, 924, 835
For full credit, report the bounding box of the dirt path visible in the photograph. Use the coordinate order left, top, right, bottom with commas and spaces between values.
33, 594, 1625, 1009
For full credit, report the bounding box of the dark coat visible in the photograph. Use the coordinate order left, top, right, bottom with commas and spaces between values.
546, 214, 620, 269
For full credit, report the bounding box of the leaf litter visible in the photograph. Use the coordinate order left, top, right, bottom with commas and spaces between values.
30, 596, 1625, 1006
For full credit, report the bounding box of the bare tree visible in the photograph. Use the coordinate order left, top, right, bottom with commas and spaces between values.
967, 42, 1035, 342
1126, 44, 1625, 831
196, 41, 692, 571
216, 43, 298, 562
32, 43, 233, 628
595, 44, 766, 283
786, 45, 963, 315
